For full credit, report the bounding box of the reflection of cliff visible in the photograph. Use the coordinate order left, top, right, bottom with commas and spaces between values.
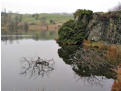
58, 45, 79, 64
58, 46, 121, 79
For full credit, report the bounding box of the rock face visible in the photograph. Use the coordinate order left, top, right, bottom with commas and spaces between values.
87, 11, 121, 44
57, 10, 121, 45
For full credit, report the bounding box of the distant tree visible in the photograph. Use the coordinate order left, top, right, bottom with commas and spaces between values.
1, 9, 6, 16
19, 15, 23, 22
32, 14, 35, 17
50, 20, 55, 24
15, 16, 19, 24
24, 23, 29, 32
1, 11, 8, 25
40, 17, 47, 25
9, 22, 15, 32
35, 14, 39, 20
32, 14, 39, 20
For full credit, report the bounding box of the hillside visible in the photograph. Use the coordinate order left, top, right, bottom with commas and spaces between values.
1, 12, 73, 35
22, 13, 73, 24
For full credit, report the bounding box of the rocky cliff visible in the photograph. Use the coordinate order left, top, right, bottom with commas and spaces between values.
88, 11, 121, 44
57, 10, 121, 45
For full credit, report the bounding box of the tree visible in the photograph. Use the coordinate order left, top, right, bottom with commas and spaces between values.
58, 20, 75, 45
73, 9, 93, 19
32, 14, 39, 20
24, 23, 29, 32
9, 22, 15, 32
40, 17, 47, 24
50, 20, 55, 24
57, 9, 93, 45
19, 15, 23, 22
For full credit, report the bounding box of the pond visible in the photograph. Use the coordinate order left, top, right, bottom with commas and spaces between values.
1, 36, 115, 91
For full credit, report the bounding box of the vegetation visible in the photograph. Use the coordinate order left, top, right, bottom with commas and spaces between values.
57, 9, 121, 45
22, 13, 73, 24
83, 40, 121, 64
1, 11, 73, 35
58, 45, 120, 79
1, 31, 58, 41
58, 20, 75, 45
57, 9, 121, 82
57, 9, 93, 45
73, 9, 93, 19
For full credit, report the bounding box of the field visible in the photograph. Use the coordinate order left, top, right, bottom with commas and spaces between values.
22, 13, 73, 24
1, 12, 73, 34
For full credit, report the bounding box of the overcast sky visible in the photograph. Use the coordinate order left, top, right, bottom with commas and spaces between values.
1, 0, 121, 14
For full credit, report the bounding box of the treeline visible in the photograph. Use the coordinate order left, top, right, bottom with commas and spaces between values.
1, 11, 29, 34
1, 10, 73, 35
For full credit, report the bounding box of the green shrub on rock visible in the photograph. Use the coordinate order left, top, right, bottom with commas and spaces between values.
57, 9, 93, 45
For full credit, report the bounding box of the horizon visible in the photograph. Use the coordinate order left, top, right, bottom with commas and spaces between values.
1, 0, 121, 14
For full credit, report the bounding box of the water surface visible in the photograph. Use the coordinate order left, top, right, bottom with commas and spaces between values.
1, 37, 114, 91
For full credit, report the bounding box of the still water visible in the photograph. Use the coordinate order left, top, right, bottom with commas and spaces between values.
1, 37, 114, 91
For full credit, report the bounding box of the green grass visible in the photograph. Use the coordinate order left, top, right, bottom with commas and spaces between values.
1, 12, 73, 35
22, 13, 73, 24
2, 12, 73, 24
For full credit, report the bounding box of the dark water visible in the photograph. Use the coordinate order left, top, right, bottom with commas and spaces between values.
1, 36, 114, 91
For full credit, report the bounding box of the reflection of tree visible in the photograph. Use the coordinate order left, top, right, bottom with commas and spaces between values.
74, 74, 107, 87
58, 45, 79, 64
1, 31, 58, 43
72, 48, 117, 79
20, 57, 55, 79
58, 46, 119, 85
1, 35, 32, 44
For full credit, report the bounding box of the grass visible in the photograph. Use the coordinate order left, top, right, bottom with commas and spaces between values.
1, 13, 73, 34
83, 40, 121, 62
22, 13, 73, 24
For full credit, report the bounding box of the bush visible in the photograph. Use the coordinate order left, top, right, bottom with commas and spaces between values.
74, 9, 93, 19
57, 9, 93, 45
58, 20, 75, 45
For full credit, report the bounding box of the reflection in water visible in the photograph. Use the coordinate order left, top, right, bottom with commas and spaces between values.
1, 35, 34, 45
58, 45, 121, 88
58, 45, 80, 64
2, 36, 121, 91
1, 32, 57, 44
20, 57, 55, 79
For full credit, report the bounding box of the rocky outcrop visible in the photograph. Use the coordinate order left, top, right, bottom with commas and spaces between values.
87, 11, 121, 44
57, 10, 121, 45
